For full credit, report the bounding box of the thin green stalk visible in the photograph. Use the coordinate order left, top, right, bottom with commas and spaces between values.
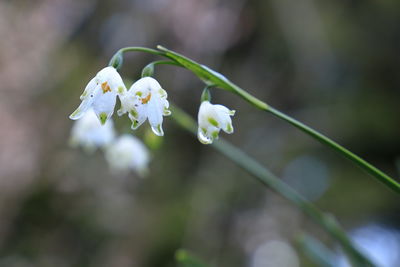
108, 47, 167, 69
119, 47, 166, 57
170, 105, 373, 267
141, 60, 182, 77
154, 46, 400, 194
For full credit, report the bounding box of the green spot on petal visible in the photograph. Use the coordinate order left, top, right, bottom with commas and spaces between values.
118, 86, 125, 94
99, 112, 107, 125
212, 131, 219, 139
158, 88, 167, 97
226, 123, 233, 133
81, 91, 88, 97
207, 117, 219, 127
135, 91, 143, 97
132, 120, 139, 129
70, 108, 80, 118
201, 127, 207, 134
163, 108, 171, 116
129, 108, 138, 118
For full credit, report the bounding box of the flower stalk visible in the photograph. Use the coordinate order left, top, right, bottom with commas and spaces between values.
125, 45, 399, 194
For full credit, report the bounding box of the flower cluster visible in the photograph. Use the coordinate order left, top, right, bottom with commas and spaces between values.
70, 67, 170, 135
70, 108, 150, 175
70, 108, 115, 152
69, 66, 236, 173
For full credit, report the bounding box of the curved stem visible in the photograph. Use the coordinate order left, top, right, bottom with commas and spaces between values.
154, 46, 400, 194
144, 60, 183, 68
141, 60, 183, 77
118, 46, 166, 57
170, 105, 374, 266
110, 46, 400, 193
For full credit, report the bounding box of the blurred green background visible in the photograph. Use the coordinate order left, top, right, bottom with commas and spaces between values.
0, 0, 400, 266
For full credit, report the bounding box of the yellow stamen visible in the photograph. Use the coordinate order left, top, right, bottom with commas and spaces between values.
101, 82, 111, 93
141, 93, 152, 104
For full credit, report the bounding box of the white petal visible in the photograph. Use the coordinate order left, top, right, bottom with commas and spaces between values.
104, 134, 150, 175
92, 90, 117, 125
158, 88, 168, 98
117, 93, 136, 116
147, 97, 164, 133
162, 99, 171, 116
80, 78, 97, 100
96, 66, 126, 93
197, 124, 220, 144
129, 104, 147, 130
214, 104, 235, 116
149, 95, 167, 136
197, 101, 212, 127
145, 76, 162, 90
70, 109, 115, 151
213, 105, 235, 134
197, 128, 213, 144
69, 82, 98, 120
214, 110, 234, 134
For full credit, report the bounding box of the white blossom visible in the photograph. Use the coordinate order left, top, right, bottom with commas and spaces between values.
70, 109, 115, 152
118, 77, 170, 136
69, 66, 126, 125
197, 101, 235, 144
105, 134, 150, 175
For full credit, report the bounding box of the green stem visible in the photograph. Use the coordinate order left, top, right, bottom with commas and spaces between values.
153, 46, 400, 194
108, 46, 400, 192
141, 60, 182, 77
170, 105, 374, 267
118, 47, 166, 57
144, 60, 183, 68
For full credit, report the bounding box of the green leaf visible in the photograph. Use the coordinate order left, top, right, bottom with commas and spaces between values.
157, 46, 228, 88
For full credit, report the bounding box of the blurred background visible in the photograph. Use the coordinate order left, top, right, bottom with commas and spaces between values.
1, 0, 400, 266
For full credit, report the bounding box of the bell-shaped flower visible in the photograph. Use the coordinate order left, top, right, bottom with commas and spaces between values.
70, 109, 115, 152
197, 101, 235, 144
118, 77, 170, 136
69, 66, 127, 125
105, 134, 150, 176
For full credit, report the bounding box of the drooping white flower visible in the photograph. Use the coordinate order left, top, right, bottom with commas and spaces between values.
118, 77, 170, 136
105, 134, 150, 175
70, 109, 115, 152
69, 66, 127, 125
197, 101, 235, 144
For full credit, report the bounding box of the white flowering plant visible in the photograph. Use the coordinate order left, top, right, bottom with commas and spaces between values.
68, 45, 400, 266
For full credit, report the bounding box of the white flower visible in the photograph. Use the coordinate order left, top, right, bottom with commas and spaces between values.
70, 109, 115, 152
69, 66, 127, 125
105, 134, 150, 175
197, 101, 235, 144
118, 77, 170, 136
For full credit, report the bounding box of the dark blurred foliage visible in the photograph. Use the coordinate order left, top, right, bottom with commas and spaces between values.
0, 0, 400, 266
